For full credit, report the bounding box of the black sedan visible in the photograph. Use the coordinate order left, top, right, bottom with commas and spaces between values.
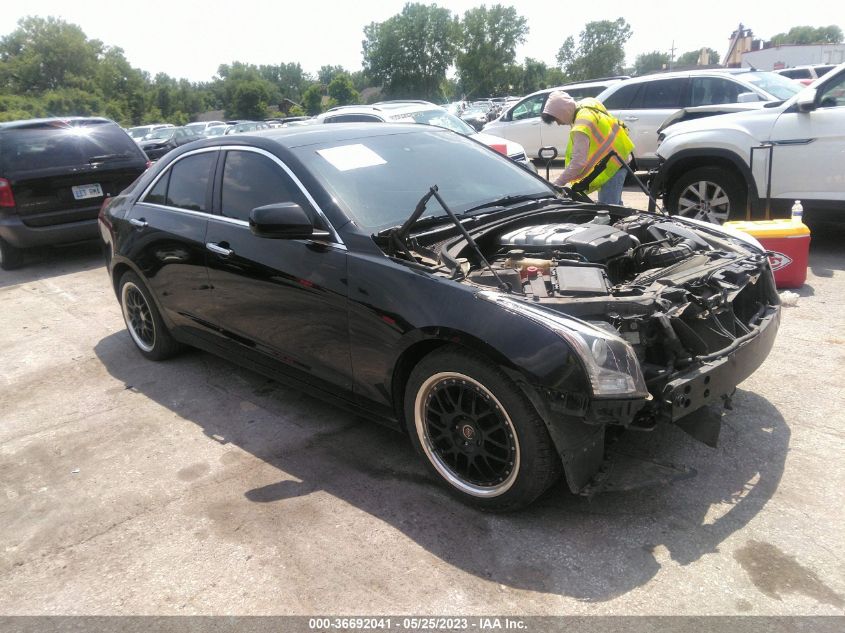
138, 126, 201, 160
99, 124, 781, 510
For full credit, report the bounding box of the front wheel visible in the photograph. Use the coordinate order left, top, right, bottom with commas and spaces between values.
405, 348, 561, 511
666, 166, 746, 225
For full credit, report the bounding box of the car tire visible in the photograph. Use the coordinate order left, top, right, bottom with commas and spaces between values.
118, 271, 181, 361
0, 238, 24, 271
666, 166, 746, 225
405, 347, 561, 511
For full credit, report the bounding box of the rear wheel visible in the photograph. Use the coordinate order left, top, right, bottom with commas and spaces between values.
118, 271, 181, 360
667, 166, 746, 225
405, 348, 560, 511
0, 238, 24, 271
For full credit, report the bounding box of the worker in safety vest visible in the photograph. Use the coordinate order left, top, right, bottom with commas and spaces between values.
540, 91, 635, 205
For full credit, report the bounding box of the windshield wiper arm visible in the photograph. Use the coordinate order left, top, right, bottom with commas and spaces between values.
463, 192, 554, 215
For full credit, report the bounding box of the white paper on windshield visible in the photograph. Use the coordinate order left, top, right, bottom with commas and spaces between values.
317, 144, 387, 171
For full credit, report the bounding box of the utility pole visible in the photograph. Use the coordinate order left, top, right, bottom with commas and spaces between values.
669, 40, 676, 71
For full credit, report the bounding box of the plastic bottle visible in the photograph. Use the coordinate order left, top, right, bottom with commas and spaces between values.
791, 200, 804, 223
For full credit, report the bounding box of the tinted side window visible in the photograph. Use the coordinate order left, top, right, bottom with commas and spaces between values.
688, 77, 744, 106
144, 170, 170, 205
818, 73, 845, 108
636, 79, 686, 109
165, 152, 215, 212
511, 94, 546, 120
221, 151, 303, 222
602, 83, 641, 109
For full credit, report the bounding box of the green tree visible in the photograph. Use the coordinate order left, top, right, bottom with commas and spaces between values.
456, 5, 528, 97
770, 25, 843, 46
230, 80, 271, 119
301, 84, 323, 115
0, 16, 102, 94
519, 58, 549, 94
327, 73, 359, 106
634, 50, 670, 76
318, 65, 347, 86
676, 47, 721, 66
556, 18, 632, 82
363, 2, 458, 100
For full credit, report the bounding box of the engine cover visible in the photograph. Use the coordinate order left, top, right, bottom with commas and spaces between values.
498, 223, 634, 262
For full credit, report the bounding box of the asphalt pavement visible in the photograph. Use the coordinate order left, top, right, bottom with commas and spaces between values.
0, 196, 843, 616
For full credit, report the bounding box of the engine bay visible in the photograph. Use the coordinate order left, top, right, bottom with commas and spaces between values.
380, 203, 780, 419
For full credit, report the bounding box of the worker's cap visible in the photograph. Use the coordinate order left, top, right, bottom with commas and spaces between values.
542, 91, 577, 125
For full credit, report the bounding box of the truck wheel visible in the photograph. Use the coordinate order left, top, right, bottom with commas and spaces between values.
405, 347, 561, 511
667, 167, 746, 225
0, 238, 24, 271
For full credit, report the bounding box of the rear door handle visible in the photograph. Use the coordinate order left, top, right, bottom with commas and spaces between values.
206, 242, 234, 257
129, 218, 148, 228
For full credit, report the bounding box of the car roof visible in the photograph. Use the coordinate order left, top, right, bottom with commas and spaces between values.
614, 68, 765, 85
0, 116, 115, 130
321, 101, 442, 119
520, 77, 629, 100
185, 122, 444, 151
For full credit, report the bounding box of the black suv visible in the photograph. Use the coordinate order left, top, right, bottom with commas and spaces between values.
0, 117, 148, 270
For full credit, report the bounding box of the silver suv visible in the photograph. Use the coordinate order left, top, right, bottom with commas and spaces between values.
652, 62, 845, 224
596, 69, 802, 170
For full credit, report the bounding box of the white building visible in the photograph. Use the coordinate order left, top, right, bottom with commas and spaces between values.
742, 44, 845, 70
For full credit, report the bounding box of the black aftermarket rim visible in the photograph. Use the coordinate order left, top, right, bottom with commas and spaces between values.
422, 375, 518, 492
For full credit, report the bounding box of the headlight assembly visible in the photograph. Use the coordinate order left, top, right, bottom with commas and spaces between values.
479, 292, 649, 399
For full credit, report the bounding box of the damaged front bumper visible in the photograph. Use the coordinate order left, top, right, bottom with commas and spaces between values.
533, 301, 781, 496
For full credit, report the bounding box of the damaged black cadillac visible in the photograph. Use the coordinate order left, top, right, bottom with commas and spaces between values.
99, 124, 781, 510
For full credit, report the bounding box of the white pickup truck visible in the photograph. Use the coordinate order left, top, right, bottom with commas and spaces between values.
652, 63, 845, 224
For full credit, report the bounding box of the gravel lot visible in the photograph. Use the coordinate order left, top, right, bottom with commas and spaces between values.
1, 193, 843, 616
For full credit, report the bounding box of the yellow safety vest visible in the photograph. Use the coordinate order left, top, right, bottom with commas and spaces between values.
564, 98, 635, 194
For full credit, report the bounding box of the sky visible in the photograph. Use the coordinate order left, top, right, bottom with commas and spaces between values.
2, 0, 844, 83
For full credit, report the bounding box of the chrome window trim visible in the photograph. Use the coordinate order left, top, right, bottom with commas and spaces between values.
137, 144, 346, 248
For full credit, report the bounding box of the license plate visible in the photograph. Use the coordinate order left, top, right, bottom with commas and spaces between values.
71, 183, 103, 200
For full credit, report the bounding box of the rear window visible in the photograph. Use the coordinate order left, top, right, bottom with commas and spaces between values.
0, 120, 144, 174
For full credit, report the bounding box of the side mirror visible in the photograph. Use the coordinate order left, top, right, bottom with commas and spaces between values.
796, 88, 818, 113
249, 202, 331, 240
737, 92, 761, 103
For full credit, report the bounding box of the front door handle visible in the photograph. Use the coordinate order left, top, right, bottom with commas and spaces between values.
129, 218, 148, 228
623, 116, 639, 122
206, 242, 234, 257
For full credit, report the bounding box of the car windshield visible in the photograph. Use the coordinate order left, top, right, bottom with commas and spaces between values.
185, 123, 205, 131
146, 128, 175, 140
391, 109, 477, 136
293, 128, 552, 232
205, 126, 227, 136
743, 72, 802, 100
127, 127, 151, 139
